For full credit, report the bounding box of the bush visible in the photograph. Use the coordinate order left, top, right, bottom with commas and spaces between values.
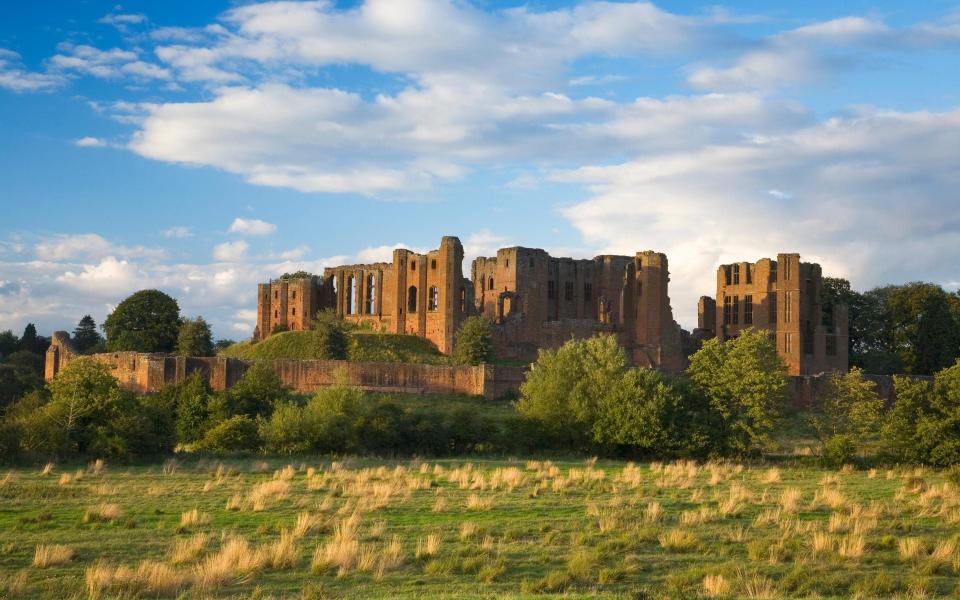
197, 415, 261, 453
176, 317, 214, 357
453, 316, 493, 365
810, 367, 883, 460
224, 362, 287, 419
517, 335, 629, 449
822, 434, 857, 467
310, 310, 349, 360
686, 329, 788, 455
881, 360, 960, 466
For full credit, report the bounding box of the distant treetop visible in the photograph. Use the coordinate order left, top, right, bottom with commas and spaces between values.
278, 271, 315, 281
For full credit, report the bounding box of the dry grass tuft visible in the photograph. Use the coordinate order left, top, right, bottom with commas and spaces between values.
33, 544, 75, 567
897, 537, 925, 560
83, 503, 123, 523
194, 536, 267, 589
703, 574, 730, 597
837, 534, 866, 559
658, 528, 698, 552
0, 570, 27, 597
180, 509, 211, 528
465, 493, 494, 510
416, 533, 442, 559
170, 533, 209, 565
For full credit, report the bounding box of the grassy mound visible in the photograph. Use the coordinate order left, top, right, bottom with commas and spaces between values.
220, 330, 448, 364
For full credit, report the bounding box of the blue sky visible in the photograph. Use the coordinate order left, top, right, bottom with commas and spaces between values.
1, 0, 959, 339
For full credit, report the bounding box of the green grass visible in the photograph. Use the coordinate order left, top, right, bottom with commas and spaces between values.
221, 330, 449, 364
3, 457, 960, 599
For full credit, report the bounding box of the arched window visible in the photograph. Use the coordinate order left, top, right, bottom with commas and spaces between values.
459, 286, 466, 312
331, 275, 338, 308
365, 273, 376, 314
428, 286, 439, 311
407, 286, 418, 313
489, 276, 494, 290
347, 275, 357, 315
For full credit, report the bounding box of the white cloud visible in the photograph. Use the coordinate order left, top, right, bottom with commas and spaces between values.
213, 240, 249, 262
35, 234, 166, 261
99, 13, 148, 26
50, 43, 169, 80
74, 136, 106, 147
161, 226, 193, 238
0, 48, 63, 92
556, 107, 960, 327
228, 217, 276, 236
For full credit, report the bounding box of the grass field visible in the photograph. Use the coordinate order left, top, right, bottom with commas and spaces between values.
2, 456, 960, 599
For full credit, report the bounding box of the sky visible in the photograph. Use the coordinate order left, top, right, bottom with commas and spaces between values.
1, 0, 959, 340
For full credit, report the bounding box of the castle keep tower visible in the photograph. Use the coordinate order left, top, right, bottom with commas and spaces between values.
697, 253, 848, 376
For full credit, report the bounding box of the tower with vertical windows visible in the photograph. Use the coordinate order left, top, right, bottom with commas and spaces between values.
697, 253, 848, 375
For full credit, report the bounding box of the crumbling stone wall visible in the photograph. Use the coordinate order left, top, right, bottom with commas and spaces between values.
472, 247, 685, 370
44, 332, 517, 399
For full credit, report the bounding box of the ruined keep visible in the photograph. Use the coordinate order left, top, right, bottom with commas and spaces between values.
697, 253, 849, 376
256, 236, 685, 371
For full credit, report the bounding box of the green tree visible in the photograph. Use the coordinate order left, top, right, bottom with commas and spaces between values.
214, 339, 236, 352
591, 368, 717, 457
46, 358, 120, 453
0, 330, 18, 359
309, 309, 348, 360
881, 360, 960, 466
214, 362, 287, 420
686, 328, 788, 455
72, 315, 103, 353
176, 316, 214, 357
19, 323, 39, 353
103, 289, 182, 353
809, 367, 884, 465
197, 415, 261, 453
154, 371, 212, 444
517, 335, 630, 449
453, 316, 493, 365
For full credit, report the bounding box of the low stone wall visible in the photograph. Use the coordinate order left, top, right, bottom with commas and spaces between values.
44, 334, 524, 399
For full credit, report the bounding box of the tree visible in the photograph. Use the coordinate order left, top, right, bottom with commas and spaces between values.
686, 328, 788, 455
881, 361, 960, 466
453, 316, 493, 365
19, 323, 38, 353
309, 310, 348, 360
197, 415, 261, 453
0, 330, 18, 359
103, 289, 181, 353
591, 368, 717, 457
176, 317, 214, 356
219, 362, 287, 419
214, 339, 236, 353
46, 358, 120, 454
72, 315, 103, 353
809, 367, 884, 465
517, 335, 630, 449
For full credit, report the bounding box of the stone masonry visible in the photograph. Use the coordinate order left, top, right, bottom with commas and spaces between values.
697, 253, 849, 376
256, 236, 686, 371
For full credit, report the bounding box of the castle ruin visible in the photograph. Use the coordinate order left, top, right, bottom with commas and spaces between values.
696, 253, 849, 376
255, 236, 686, 371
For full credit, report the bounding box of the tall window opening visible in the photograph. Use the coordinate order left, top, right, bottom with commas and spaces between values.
769, 291, 777, 323
732, 264, 741, 285
407, 286, 418, 313
724, 266, 732, 286
459, 287, 466, 312
803, 321, 814, 355
744, 295, 753, 325
548, 281, 556, 300
731, 296, 740, 325
785, 333, 793, 354
346, 276, 357, 315
365, 274, 376, 314
723, 296, 733, 325
583, 283, 592, 302
431, 259, 437, 270
488, 276, 494, 290
784, 291, 793, 323
746, 265, 753, 285
428, 286, 439, 311
564, 281, 574, 301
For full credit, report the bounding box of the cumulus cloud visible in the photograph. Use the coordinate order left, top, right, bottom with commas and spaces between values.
556, 107, 960, 326
228, 217, 276, 236
0, 48, 63, 92
50, 43, 169, 80
213, 240, 249, 262
34, 234, 166, 262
